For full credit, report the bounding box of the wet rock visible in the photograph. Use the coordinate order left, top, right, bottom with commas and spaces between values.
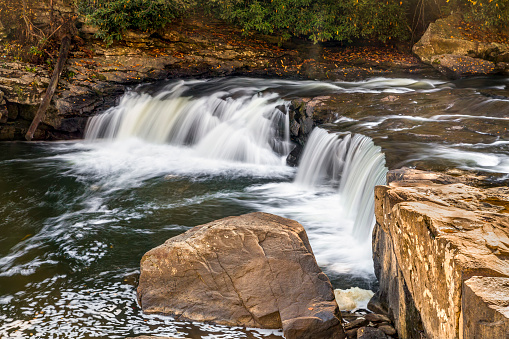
357, 326, 388, 339
372, 168, 509, 339
380, 96, 398, 102
137, 212, 345, 339
364, 313, 391, 324
378, 325, 397, 336
345, 328, 359, 339
430, 54, 497, 79
344, 317, 369, 330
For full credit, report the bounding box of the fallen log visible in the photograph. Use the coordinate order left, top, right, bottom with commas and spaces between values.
25, 34, 71, 141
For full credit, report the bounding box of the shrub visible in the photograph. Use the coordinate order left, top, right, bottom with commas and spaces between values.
459, 0, 509, 29
78, 0, 195, 44
206, 0, 409, 42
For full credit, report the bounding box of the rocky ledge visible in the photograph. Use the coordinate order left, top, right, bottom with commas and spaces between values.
371, 168, 509, 338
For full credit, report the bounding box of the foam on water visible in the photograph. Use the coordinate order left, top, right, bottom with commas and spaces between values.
413, 144, 509, 174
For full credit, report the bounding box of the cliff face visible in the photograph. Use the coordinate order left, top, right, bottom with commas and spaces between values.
372, 168, 509, 338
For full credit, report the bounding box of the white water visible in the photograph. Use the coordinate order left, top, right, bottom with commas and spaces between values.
295, 129, 388, 239
82, 79, 389, 278
85, 81, 292, 166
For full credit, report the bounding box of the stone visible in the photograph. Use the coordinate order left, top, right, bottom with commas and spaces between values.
137, 212, 345, 339
462, 276, 509, 338
413, 14, 509, 66
430, 54, 497, 79
356, 327, 388, 339
344, 317, 369, 330
372, 168, 509, 339
380, 96, 398, 102
335, 287, 374, 311
345, 328, 358, 339
364, 313, 391, 324
412, 15, 480, 64
378, 325, 397, 336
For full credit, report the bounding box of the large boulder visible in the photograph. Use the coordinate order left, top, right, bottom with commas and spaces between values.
137, 212, 345, 339
371, 168, 509, 338
413, 14, 509, 77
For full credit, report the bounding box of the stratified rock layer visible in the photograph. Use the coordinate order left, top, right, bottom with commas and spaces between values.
372, 168, 509, 339
137, 212, 345, 339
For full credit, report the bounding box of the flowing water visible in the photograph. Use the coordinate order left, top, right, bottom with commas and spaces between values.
1, 77, 508, 338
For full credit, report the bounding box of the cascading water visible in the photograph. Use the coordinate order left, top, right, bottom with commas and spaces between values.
85, 81, 292, 166
8, 77, 507, 337
295, 128, 388, 240
83, 80, 387, 271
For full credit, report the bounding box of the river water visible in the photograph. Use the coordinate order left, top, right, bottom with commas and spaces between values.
0, 77, 508, 338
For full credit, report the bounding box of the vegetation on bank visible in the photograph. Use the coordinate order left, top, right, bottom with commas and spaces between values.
0, 0, 508, 55
78, 0, 508, 44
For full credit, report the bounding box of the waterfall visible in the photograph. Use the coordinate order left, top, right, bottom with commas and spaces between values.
84, 81, 292, 166
295, 128, 388, 240
85, 79, 387, 241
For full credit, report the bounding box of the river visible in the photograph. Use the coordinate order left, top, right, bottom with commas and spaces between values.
0, 77, 508, 338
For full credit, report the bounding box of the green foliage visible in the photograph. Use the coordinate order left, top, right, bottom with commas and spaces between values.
29, 46, 43, 57
455, 0, 509, 29
205, 0, 409, 42
78, 0, 195, 44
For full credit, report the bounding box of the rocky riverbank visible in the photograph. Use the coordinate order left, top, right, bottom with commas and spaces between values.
0, 12, 434, 141
371, 168, 509, 338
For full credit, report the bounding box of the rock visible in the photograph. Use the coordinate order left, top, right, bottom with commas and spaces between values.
357, 327, 388, 339
430, 54, 497, 79
412, 15, 479, 64
380, 96, 398, 102
137, 212, 345, 339
344, 317, 369, 330
378, 325, 397, 336
413, 14, 509, 66
364, 313, 391, 324
372, 168, 509, 339
345, 328, 359, 339
462, 276, 509, 337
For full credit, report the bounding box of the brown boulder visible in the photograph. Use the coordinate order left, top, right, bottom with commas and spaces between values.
431, 54, 497, 79
137, 212, 345, 339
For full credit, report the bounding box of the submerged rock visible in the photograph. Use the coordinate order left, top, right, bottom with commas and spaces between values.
372, 168, 509, 338
137, 212, 345, 339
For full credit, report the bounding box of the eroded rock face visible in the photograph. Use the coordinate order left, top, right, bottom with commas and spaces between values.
137, 212, 345, 339
372, 168, 509, 339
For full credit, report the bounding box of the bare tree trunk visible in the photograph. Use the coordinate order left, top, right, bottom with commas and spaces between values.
25, 33, 71, 141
